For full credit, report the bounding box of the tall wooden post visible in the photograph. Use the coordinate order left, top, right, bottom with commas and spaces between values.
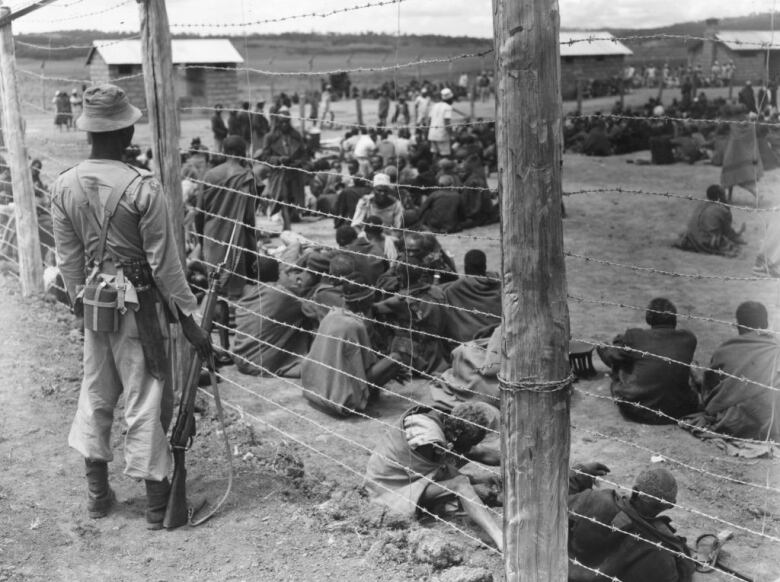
137, 0, 187, 393
493, 0, 571, 580
138, 0, 184, 260
0, 4, 43, 295
576, 78, 583, 113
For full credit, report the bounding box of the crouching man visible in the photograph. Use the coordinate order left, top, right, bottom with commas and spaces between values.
569, 466, 695, 582
364, 403, 503, 549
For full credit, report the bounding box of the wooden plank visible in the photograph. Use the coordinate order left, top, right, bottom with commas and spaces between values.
493, 0, 571, 579
0, 5, 43, 295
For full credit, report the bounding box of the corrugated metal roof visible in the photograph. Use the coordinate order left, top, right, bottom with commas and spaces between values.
87, 39, 244, 65
715, 31, 780, 51
559, 32, 633, 57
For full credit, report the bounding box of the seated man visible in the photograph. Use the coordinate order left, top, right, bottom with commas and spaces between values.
364, 403, 503, 549
301, 251, 350, 323
699, 301, 780, 440
302, 276, 404, 416
597, 298, 699, 424
418, 174, 463, 233
568, 466, 695, 582
351, 173, 404, 232
675, 184, 746, 257
440, 250, 502, 345
342, 217, 390, 285
232, 255, 314, 378
374, 257, 449, 375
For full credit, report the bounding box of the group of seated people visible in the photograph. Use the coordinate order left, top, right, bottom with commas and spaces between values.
199, 225, 503, 419
314, 128, 499, 234
364, 398, 698, 581
597, 297, 780, 442
357, 295, 776, 578
565, 96, 780, 172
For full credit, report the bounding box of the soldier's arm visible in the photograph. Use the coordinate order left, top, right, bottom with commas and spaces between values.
134, 176, 198, 319
50, 183, 85, 302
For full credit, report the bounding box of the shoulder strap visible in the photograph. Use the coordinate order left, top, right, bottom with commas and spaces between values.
74, 164, 143, 266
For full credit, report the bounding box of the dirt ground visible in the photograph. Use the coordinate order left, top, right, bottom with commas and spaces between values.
1, 99, 779, 581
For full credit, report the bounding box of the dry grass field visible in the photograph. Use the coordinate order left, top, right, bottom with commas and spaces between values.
1, 78, 778, 580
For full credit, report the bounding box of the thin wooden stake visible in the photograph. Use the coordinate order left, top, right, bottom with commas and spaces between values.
493, 0, 571, 579
0, 4, 43, 295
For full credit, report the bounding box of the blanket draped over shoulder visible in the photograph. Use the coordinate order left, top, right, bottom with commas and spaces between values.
700, 332, 780, 440
721, 123, 763, 191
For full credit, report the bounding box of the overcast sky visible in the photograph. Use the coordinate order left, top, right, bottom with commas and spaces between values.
8, 0, 775, 36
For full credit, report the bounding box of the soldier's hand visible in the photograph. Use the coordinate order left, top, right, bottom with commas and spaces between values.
180, 315, 213, 361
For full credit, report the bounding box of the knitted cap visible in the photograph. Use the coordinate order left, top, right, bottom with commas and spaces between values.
633, 467, 677, 504
305, 251, 331, 275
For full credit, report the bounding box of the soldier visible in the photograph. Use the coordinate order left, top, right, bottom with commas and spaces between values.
51, 84, 212, 528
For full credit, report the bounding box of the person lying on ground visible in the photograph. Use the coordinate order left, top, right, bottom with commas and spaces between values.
691, 301, 780, 441
232, 254, 314, 378
675, 185, 746, 257
364, 403, 504, 549
597, 297, 700, 424
302, 275, 406, 417
440, 249, 502, 345
568, 466, 696, 582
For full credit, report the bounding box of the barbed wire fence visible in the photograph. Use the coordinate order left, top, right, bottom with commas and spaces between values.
1, 0, 779, 580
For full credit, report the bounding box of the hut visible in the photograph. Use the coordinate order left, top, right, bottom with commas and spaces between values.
688, 19, 780, 83
559, 31, 633, 99
85, 38, 244, 112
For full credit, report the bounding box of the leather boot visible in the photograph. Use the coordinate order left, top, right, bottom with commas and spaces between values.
144, 478, 170, 530
85, 459, 114, 519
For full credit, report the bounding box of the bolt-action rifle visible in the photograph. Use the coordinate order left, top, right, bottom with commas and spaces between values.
164, 222, 242, 529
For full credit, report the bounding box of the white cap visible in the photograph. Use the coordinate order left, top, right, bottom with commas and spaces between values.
373, 173, 392, 188
441, 88, 454, 100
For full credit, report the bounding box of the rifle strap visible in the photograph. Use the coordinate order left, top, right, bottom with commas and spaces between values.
189, 354, 234, 527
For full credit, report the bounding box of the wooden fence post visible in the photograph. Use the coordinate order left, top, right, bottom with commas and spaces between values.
137, 0, 184, 261
493, 0, 571, 580
0, 4, 43, 295
137, 0, 187, 392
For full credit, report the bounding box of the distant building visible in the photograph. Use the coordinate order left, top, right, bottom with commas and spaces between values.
688, 18, 780, 83
85, 39, 244, 114
559, 31, 633, 99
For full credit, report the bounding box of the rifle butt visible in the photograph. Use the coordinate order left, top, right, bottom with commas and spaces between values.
163, 450, 188, 530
